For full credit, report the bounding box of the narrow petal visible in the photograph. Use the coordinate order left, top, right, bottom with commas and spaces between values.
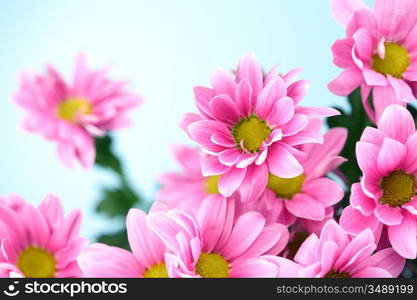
221, 212, 265, 260
328, 67, 363, 96
377, 138, 406, 175
268, 144, 303, 178
218, 167, 247, 197
236, 53, 263, 99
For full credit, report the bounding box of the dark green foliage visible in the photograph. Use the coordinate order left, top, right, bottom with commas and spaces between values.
94, 135, 142, 249
326, 88, 374, 207
96, 229, 130, 250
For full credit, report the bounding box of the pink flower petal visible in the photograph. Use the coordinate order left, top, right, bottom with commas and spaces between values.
238, 164, 268, 203
234, 78, 252, 117
403, 196, 417, 215
294, 234, 319, 266
218, 167, 247, 197
378, 104, 415, 143
267, 96, 295, 127
210, 69, 236, 98
346, 9, 377, 37
404, 133, 417, 173
363, 68, 388, 86
47, 210, 82, 252
229, 258, 278, 278
263, 256, 301, 277
285, 193, 325, 221
255, 76, 286, 119
340, 205, 382, 236
303, 178, 344, 207
387, 76, 414, 103
335, 230, 376, 272
331, 38, 355, 68
221, 212, 265, 260
328, 67, 363, 96
351, 247, 405, 277
353, 28, 374, 61
373, 86, 406, 122
353, 266, 392, 278
126, 209, 165, 268
281, 114, 308, 137
201, 155, 230, 176
287, 80, 310, 105
387, 212, 417, 259
268, 144, 303, 178
236, 53, 263, 100
209, 94, 241, 125
320, 241, 340, 275
374, 0, 417, 41
239, 223, 289, 259
377, 138, 406, 175
356, 141, 381, 177
218, 149, 242, 166
375, 205, 404, 226
193, 86, 214, 119
350, 183, 376, 216
196, 195, 227, 253
330, 0, 368, 26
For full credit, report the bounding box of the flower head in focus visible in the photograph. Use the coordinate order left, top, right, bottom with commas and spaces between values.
328, 0, 417, 122
148, 195, 290, 278
341, 105, 417, 259
14, 54, 142, 168
0, 195, 85, 278
182, 53, 338, 201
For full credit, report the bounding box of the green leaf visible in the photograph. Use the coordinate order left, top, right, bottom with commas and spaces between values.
95, 135, 123, 175
96, 187, 134, 218
96, 229, 130, 250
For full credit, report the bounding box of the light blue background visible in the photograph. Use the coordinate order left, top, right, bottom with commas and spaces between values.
0, 0, 372, 240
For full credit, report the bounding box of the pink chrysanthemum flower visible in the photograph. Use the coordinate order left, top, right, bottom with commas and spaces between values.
182, 53, 338, 201
340, 105, 417, 259
0, 195, 85, 278
14, 55, 142, 168
78, 209, 170, 278
155, 145, 222, 213
294, 220, 405, 278
148, 195, 289, 278
328, 0, 417, 122
253, 127, 346, 226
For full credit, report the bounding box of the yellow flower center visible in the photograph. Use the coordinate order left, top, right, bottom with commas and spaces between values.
143, 263, 169, 278
287, 231, 309, 259
267, 173, 305, 199
195, 253, 229, 278
372, 42, 410, 78
324, 269, 351, 278
232, 115, 272, 153
205, 175, 220, 194
17, 247, 56, 278
57, 98, 92, 122
380, 170, 416, 207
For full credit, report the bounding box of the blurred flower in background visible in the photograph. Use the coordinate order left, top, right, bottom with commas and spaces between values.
14, 54, 142, 168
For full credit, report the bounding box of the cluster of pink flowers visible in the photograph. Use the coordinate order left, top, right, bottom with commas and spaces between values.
1, 0, 417, 278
